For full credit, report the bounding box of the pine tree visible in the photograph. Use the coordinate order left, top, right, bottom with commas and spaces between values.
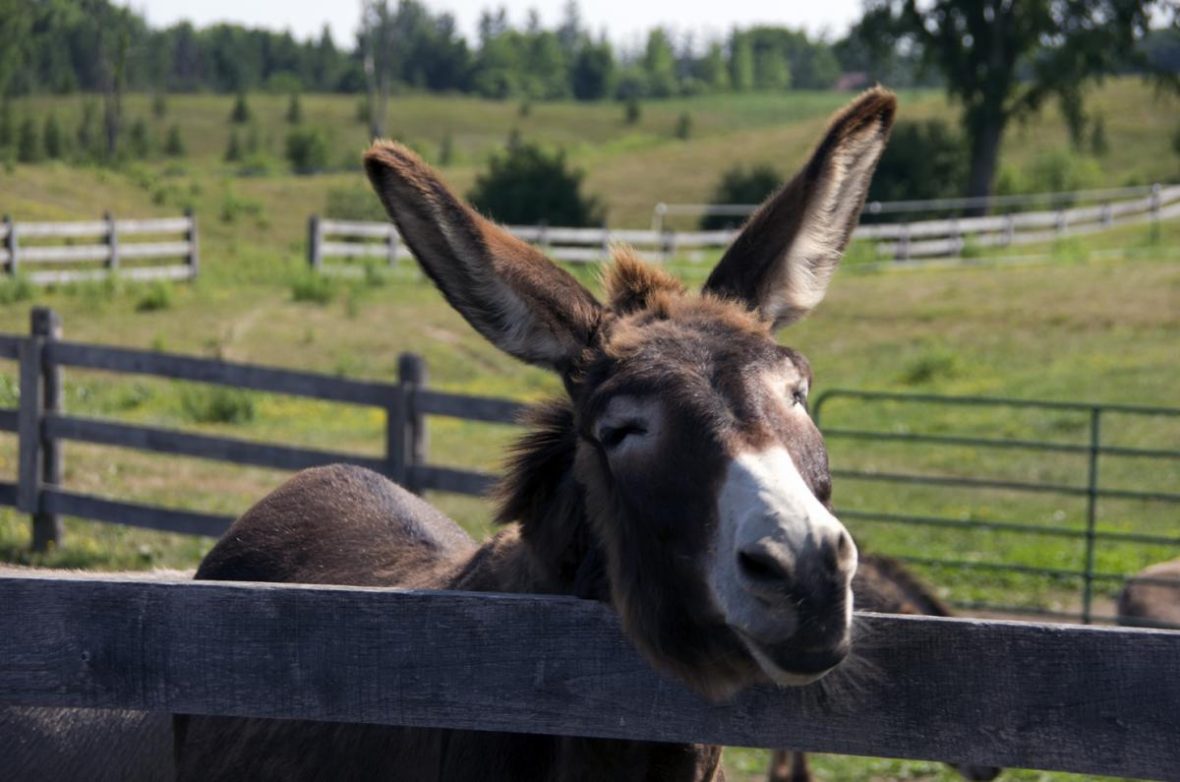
164, 124, 185, 157
225, 130, 243, 162
230, 92, 251, 124
286, 93, 302, 124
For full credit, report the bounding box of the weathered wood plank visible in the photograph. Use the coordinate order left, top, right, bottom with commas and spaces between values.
112, 217, 192, 235
43, 414, 386, 474
17, 221, 108, 238
0, 335, 21, 360
24, 265, 194, 286
0, 577, 1176, 778
39, 490, 233, 536
117, 241, 192, 259
319, 241, 392, 258
44, 341, 396, 406
320, 219, 395, 238
16, 339, 43, 514
19, 244, 111, 263
415, 388, 526, 424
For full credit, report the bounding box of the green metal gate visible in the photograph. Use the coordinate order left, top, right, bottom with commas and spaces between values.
812, 389, 1180, 624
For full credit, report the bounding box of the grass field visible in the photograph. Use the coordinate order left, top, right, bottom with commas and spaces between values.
1, 80, 1178, 781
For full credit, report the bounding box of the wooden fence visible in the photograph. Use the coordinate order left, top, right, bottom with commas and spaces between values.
309, 183, 1180, 270
0, 212, 198, 285
0, 307, 522, 549
0, 570, 1177, 778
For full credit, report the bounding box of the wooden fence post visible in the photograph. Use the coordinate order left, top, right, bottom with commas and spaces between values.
4, 214, 18, 276
308, 215, 322, 271
104, 211, 119, 274
185, 208, 200, 278
398, 353, 427, 494
31, 307, 62, 550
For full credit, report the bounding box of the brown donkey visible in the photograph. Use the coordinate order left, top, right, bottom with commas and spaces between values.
173, 88, 896, 781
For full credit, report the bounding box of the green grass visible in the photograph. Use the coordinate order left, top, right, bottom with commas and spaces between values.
1, 79, 1178, 782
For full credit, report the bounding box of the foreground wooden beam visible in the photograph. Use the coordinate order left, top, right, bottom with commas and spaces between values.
0, 573, 1177, 778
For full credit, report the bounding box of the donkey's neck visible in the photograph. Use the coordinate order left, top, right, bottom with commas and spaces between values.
448, 399, 605, 599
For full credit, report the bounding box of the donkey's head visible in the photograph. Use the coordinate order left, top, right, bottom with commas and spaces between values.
364, 88, 895, 699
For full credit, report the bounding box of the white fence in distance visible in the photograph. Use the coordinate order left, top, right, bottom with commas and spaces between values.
0, 212, 199, 284
309, 184, 1180, 271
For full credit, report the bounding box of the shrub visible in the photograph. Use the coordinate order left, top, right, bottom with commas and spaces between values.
468, 140, 604, 227
152, 92, 168, 119
126, 118, 151, 158
42, 114, 63, 159
180, 385, 255, 425
290, 270, 337, 304
285, 127, 329, 173
230, 92, 251, 124
286, 93, 303, 124
324, 186, 386, 222
623, 97, 641, 125
867, 119, 968, 204
674, 112, 693, 140
17, 117, 41, 163
163, 124, 185, 157
224, 130, 242, 162
134, 282, 173, 312
699, 164, 782, 230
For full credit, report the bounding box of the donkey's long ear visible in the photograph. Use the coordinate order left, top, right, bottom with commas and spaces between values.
703, 87, 895, 329
364, 142, 601, 371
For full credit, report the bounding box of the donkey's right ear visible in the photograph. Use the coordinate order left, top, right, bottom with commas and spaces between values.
364, 141, 602, 372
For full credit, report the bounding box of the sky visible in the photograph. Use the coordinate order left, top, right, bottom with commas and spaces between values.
132, 0, 865, 50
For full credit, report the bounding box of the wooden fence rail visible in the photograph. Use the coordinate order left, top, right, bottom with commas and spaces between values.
0, 307, 522, 548
0, 213, 198, 284
310, 184, 1180, 270
0, 572, 1177, 778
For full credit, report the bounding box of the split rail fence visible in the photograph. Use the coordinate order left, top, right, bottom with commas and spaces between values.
0, 570, 1177, 779
0, 212, 199, 284
0, 308, 1176, 630
309, 183, 1179, 270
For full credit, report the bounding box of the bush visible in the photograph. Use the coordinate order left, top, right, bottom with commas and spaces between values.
674, 112, 693, 140
290, 270, 337, 304
867, 119, 968, 204
180, 385, 255, 425
42, 114, 63, 159
699, 164, 782, 230
285, 127, 330, 173
224, 130, 242, 162
324, 186, 386, 222
152, 92, 167, 119
230, 92, 251, 124
126, 118, 151, 158
17, 117, 41, 163
163, 124, 185, 157
623, 97, 641, 125
134, 282, 173, 312
286, 93, 303, 124
468, 140, 604, 227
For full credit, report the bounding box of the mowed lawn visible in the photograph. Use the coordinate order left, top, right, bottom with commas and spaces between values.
1, 79, 1178, 782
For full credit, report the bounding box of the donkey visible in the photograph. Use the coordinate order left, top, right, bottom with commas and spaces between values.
766, 554, 1002, 782
1117, 558, 1180, 630
172, 87, 897, 781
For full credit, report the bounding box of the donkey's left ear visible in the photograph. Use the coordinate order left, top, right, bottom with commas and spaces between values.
703, 87, 896, 329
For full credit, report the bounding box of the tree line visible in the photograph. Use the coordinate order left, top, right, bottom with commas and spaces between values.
0, 0, 923, 101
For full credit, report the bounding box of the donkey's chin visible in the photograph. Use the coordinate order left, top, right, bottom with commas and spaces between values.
734, 629, 850, 687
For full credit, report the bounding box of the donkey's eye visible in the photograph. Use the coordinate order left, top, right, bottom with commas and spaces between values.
791, 388, 808, 408
597, 422, 647, 450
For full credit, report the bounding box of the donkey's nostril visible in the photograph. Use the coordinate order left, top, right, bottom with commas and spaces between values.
738, 548, 791, 585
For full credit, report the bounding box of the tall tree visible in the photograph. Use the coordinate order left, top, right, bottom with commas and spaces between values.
860, 0, 1173, 210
